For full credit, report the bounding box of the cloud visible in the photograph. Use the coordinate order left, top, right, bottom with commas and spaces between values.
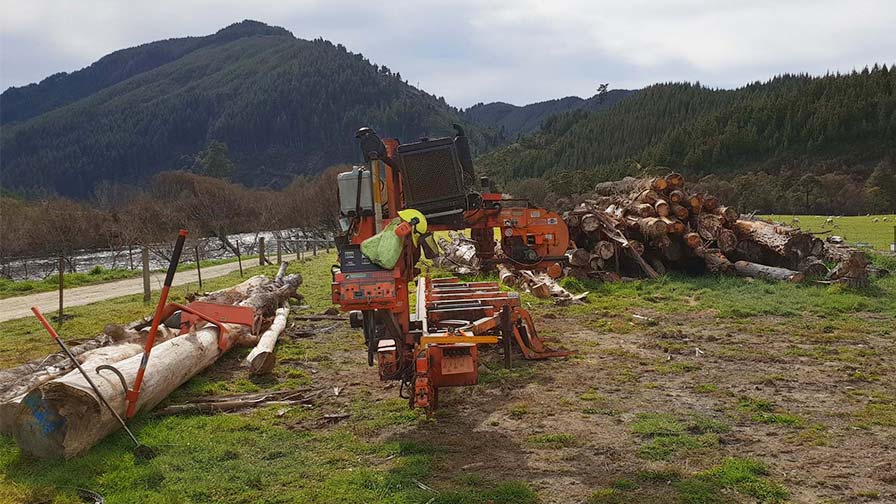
2, 0, 894, 107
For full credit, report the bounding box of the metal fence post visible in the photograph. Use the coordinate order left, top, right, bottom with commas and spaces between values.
142, 248, 151, 304
236, 241, 244, 277
57, 257, 64, 326
194, 246, 203, 290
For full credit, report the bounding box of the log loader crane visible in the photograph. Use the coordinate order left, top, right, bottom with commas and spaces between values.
331, 125, 572, 413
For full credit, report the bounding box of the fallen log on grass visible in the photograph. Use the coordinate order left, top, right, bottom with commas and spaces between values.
800, 259, 830, 279
732, 219, 812, 268
0, 325, 177, 436
244, 304, 290, 374
734, 261, 805, 283
497, 263, 517, 287
697, 247, 735, 274
12, 273, 300, 459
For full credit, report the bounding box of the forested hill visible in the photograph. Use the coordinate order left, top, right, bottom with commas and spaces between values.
0, 21, 494, 198
0, 21, 292, 124
478, 67, 896, 206
462, 89, 634, 138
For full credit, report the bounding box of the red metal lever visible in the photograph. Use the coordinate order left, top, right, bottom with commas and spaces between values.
126, 229, 187, 418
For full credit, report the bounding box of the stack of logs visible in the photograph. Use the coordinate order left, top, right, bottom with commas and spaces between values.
563, 173, 875, 286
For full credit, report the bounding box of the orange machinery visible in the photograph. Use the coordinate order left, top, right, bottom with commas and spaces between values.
331, 125, 572, 412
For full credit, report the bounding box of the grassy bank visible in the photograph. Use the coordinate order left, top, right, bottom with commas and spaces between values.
0, 256, 258, 300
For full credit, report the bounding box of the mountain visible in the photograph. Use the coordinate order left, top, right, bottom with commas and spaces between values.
1, 21, 292, 124
477, 67, 896, 193
0, 21, 496, 198
463, 89, 634, 139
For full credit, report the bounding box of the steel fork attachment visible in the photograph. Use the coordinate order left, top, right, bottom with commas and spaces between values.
424, 277, 573, 360
411, 277, 573, 413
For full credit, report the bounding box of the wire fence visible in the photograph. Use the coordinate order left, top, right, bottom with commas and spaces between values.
0, 230, 335, 281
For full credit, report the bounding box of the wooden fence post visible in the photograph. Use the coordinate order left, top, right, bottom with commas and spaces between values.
236, 241, 244, 277
194, 246, 203, 290
313, 242, 317, 257
142, 248, 151, 304
276, 238, 283, 265
296, 241, 301, 261
57, 257, 64, 326
259, 237, 266, 266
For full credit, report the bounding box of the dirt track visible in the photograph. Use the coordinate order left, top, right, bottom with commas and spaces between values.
280, 303, 896, 503
0, 261, 243, 322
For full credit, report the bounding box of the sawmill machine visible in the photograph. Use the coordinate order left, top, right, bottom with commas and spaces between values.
331, 124, 572, 412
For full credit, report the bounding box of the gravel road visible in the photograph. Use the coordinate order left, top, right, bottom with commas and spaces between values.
0, 261, 244, 322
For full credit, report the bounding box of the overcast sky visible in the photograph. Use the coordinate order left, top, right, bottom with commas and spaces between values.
1, 0, 894, 107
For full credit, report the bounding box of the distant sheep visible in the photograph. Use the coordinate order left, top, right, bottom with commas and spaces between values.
873, 218, 880, 222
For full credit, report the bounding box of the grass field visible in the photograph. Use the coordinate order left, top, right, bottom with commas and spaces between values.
0, 256, 258, 300
1, 253, 895, 503
762, 214, 896, 251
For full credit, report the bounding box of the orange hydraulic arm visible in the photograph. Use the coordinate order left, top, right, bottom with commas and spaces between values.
331, 126, 572, 413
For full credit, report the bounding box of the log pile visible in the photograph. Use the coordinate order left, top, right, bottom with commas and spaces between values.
563, 173, 874, 284
2, 271, 301, 459
432, 173, 878, 288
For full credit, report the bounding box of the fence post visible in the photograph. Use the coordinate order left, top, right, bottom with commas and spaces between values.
142, 248, 151, 304
194, 246, 203, 290
326, 241, 330, 253
236, 241, 244, 277
57, 257, 64, 326
296, 241, 301, 261
128, 245, 134, 270
313, 242, 317, 257
259, 237, 266, 266
276, 238, 283, 265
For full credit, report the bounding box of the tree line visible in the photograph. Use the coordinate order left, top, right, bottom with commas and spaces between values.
0, 168, 343, 269
479, 65, 896, 214
505, 157, 896, 216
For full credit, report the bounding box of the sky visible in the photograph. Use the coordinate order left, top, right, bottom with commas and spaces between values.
1, 0, 895, 107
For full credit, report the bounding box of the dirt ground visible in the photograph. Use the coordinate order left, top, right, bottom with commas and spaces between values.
2, 256, 892, 503
279, 300, 896, 503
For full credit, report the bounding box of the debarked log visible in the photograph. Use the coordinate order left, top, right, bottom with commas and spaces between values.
244, 304, 290, 374
734, 261, 805, 283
